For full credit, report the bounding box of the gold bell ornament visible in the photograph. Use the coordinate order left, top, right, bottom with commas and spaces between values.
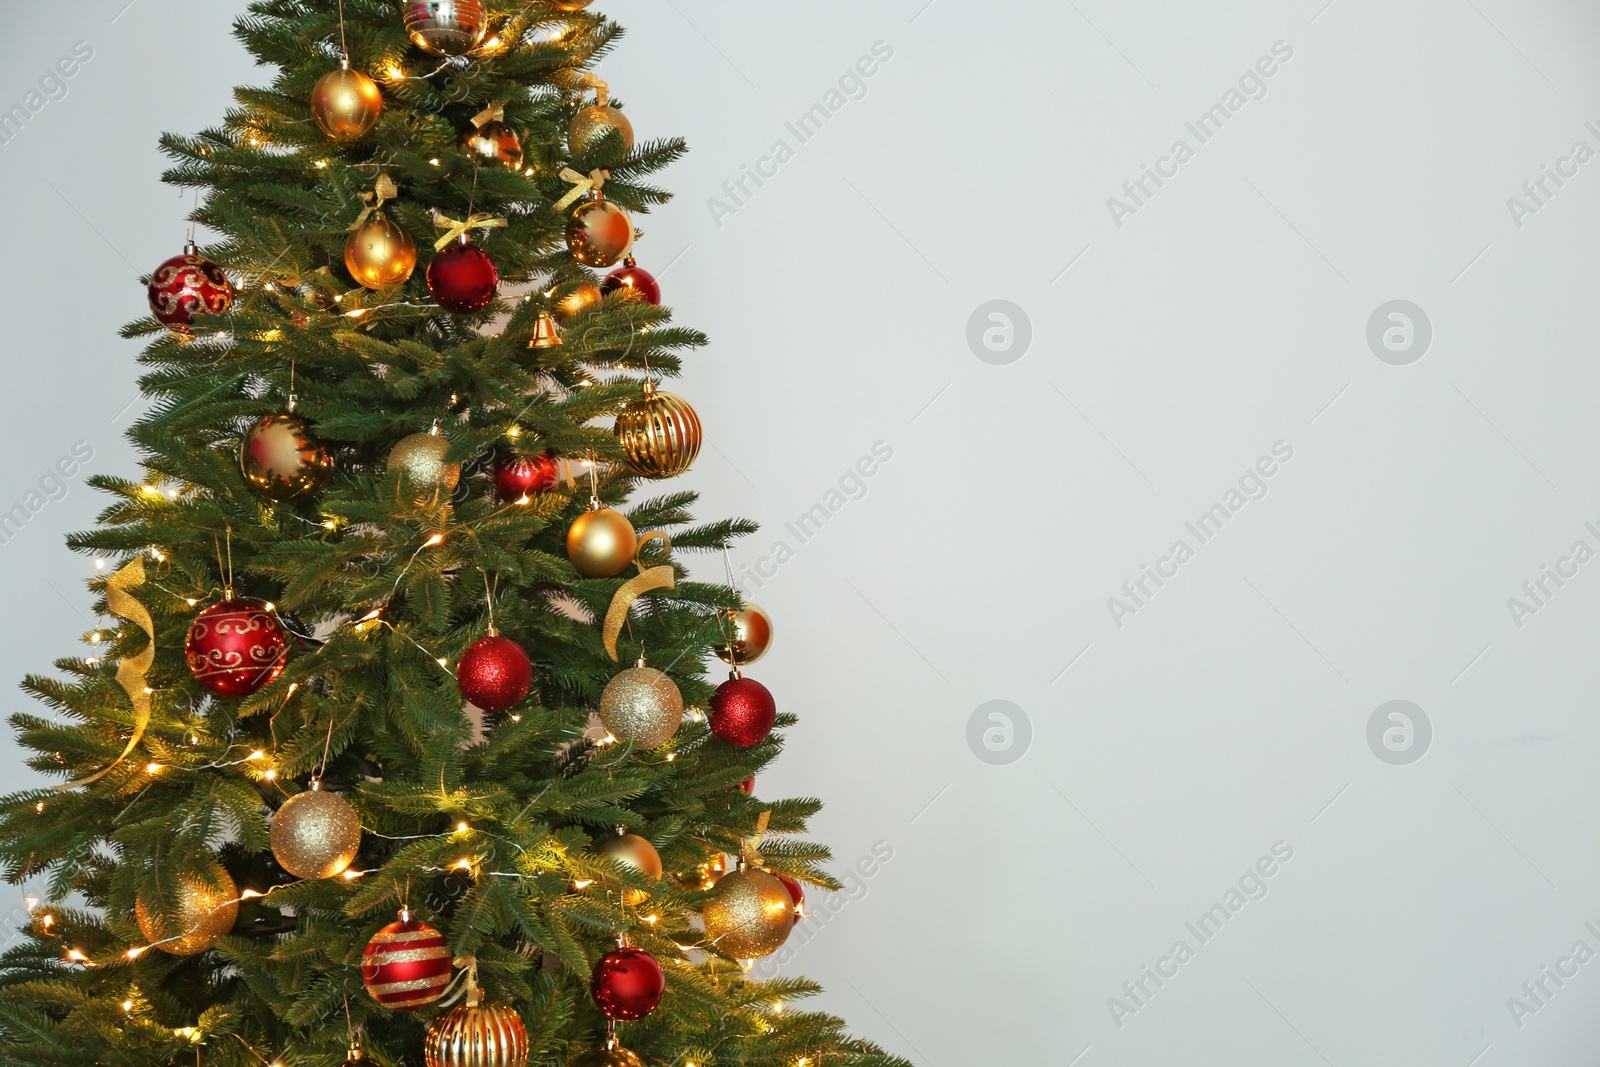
614, 380, 702, 479
527, 310, 562, 350
568, 78, 634, 157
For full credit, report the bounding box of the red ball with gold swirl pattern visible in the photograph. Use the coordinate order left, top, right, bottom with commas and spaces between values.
184, 599, 288, 698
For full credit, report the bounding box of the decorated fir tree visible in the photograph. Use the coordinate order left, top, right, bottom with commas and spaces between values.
0, 4, 907, 1067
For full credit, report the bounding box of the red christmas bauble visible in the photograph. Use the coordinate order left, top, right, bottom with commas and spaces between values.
457, 635, 532, 713
427, 240, 499, 313
184, 599, 288, 698
591, 947, 665, 1021
601, 262, 660, 305
362, 911, 452, 1010
709, 675, 776, 748
148, 244, 234, 333
740, 775, 755, 795
776, 874, 805, 925
494, 451, 559, 502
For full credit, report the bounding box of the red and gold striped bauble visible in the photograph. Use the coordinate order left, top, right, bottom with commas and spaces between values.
425, 998, 529, 1067
362, 910, 453, 1010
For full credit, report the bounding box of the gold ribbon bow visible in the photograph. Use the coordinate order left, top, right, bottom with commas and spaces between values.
580, 73, 611, 108
603, 532, 674, 661
349, 173, 399, 231
740, 810, 772, 868
555, 167, 608, 212
432, 212, 508, 252
471, 101, 506, 128
56, 558, 155, 791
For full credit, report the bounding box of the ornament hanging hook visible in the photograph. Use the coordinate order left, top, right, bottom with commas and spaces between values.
336, 0, 350, 62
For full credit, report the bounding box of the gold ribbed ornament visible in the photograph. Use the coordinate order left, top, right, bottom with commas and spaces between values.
599, 665, 683, 750
567, 507, 636, 578
311, 63, 383, 142
135, 870, 239, 956
703, 868, 794, 959
403, 0, 487, 55
714, 602, 774, 665
614, 381, 702, 479
270, 784, 361, 880
388, 431, 461, 494
345, 214, 417, 289
568, 104, 634, 156
425, 997, 528, 1067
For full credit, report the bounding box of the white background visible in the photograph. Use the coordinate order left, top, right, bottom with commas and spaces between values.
5, 1, 1600, 1063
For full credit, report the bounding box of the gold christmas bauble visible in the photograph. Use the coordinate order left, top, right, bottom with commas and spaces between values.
570, 1047, 644, 1067
404, 0, 487, 55
568, 104, 634, 157
311, 65, 383, 142
567, 507, 636, 578
550, 0, 595, 10
270, 785, 362, 880
135, 870, 240, 956
240, 413, 335, 503
425, 999, 528, 1067
703, 868, 794, 959
599, 667, 683, 750
388, 432, 461, 494
345, 214, 417, 289
599, 832, 663, 904
554, 281, 602, 322
462, 120, 523, 170
614, 382, 702, 479
566, 197, 633, 268
714, 602, 774, 665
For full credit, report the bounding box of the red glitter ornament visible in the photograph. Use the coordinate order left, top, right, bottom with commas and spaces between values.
494, 451, 559, 503
709, 674, 776, 748
184, 598, 288, 698
591, 946, 665, 1021
457, 634, 532, 713
601, 258, 660, 305
147, 242, 233, 333
427, 239, 499, 313
776, 874, 805, 924
362, 910, 453, 1011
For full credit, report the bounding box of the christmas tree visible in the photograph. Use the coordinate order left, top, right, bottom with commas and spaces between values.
0, 4, 907, 1067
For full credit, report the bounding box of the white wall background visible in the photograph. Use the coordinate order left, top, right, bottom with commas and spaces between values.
6, 0, 1600, 1063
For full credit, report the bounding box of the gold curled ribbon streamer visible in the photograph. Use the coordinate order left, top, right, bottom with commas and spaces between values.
580, 74, 611, 108
349, 173, 399, 231
740, 810, 772, 868
432, 213, 509, 252
56, 558, 154, 791
471, 100, 506, 128
603, 532, 674, 661
554, 168, 608, 212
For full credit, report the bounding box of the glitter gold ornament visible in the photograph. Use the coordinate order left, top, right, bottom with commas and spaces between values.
388, 429, 461, 495
240, 412, 335, 503
567, 506, 637, 578
599, 832, 664, 904
311, 61, 383, 142
566, 196, 633, 268
425, 995, 528, 1067
613, 381, 701, 479
570, 1044, 644, 1067
703, 867, 793, 959
135, 870, 240, 956
714, 602, 773, 665
403, 0, 487, 55
569, 104, 633, 157
269, 781, 361, 880
346, 214, 417, 289
599, 663, 683, 750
